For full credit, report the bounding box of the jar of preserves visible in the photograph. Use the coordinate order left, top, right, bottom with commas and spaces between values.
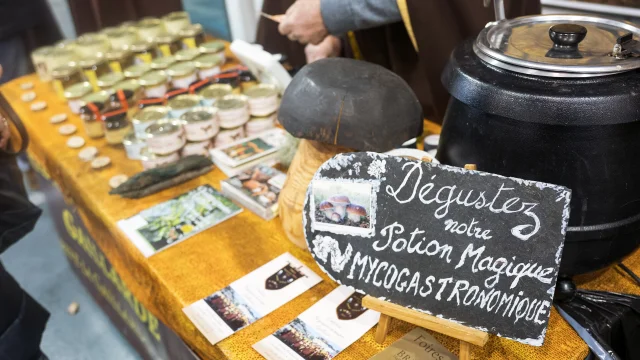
180, 107, 219, 142
45, 48, 78, 81
81, 90, 113, 110
199, 41, 225, 61
167, 94, 201, 118
214, 126, 246, 148
64, 82, 93, 114
175, 48, 200, 63
145, 120, 186, 155
200, 83, 232, 107
140, 148, 180, 170
31, 46, 55, 81
79, 101, 105, 139
126, 40, 157, 64
212, 71, 241, 93
96, 72, 125, 91
194, 54, 223, 80
139, 71, 169, 99
216, 95, 250, 128
109, 88, 139, 118
182, 139, 211, 157
150, 56, 177, 71
132, 106, 169, 139
179, 24, 205, 49
155, 34, 182, 57
105, 28, 138, 50
245, 113, 277, 136
167, 62, 197, 89
103, 109, 133, 145
51, 65, 84, 100
114, 79, 143, 104
123, 63, 151, 80
163, 11, 191, 35
123, 132, 146, 160
244, 84, 279, 117
106, 49, 134, 73
75, 33, 111, 58
79, 56, 111, 91
135, 18, 165, 42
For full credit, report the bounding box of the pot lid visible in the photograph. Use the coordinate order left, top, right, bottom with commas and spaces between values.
474, 14, 640, 77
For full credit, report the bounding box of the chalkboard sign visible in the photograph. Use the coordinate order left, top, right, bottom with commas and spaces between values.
303, 152, 571, 346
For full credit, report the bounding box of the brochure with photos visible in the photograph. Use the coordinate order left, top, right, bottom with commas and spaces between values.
117, 185, 242, 257
253, 286, 380, 360
182, 253, 322, 345
211, 128, 286, 169
369, 328, 457, 360
221, 165, 287, 220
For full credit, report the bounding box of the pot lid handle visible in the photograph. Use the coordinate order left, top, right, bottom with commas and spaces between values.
484, 0, 506, 21
549, 24, 587, 50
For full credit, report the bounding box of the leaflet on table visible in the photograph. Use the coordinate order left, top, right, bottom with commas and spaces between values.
210, 128, 287, 168
253, 285, 380, 360
117, 185, 242, 257
369, 327, 457, 360
221, 165, 287, 220
182, 253, 322, 345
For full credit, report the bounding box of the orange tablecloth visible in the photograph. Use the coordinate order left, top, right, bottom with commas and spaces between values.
2, 72, 639, 359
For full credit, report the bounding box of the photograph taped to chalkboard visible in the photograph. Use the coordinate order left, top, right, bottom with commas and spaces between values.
303, 152, 571, 346
310, 179, 375, 237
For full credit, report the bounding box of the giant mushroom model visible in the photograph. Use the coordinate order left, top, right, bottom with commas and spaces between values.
277, 58, 423, 248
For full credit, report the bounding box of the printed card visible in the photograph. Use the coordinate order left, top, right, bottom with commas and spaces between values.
369, 328, 457, 360
117, 185, 242, 257
183, 253, 322, 345
253, 286, 380, 360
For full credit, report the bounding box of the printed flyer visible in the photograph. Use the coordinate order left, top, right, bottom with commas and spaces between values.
182, 253, 322, 345
253, 286, 380, 360
369, 328, 457, 360
117, 185, 242, 257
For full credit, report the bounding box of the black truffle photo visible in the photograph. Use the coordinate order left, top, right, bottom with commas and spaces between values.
310, 180, 374, 236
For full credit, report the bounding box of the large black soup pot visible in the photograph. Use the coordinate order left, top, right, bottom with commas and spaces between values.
438, 39, 640, 277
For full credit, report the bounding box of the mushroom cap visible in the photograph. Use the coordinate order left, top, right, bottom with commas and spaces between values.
346, 203, 367, 216
319, 200, 334, 210
328, 195, 350, 204
278, 58, 423, 152
330, 212, 342, 222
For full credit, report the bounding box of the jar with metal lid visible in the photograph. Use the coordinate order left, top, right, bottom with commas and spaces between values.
244, 84, 279, 117
245, 113, 276, 136
126, 40, 157, 64
179, 24, 205, 49
155, 34, 182, 57
199, 40, 225, 58
167, 94, 201, 118
45, 48, 78, 81
200, 83, 232, 106
97, 71, 125, 91
216, 95, 250, 128
163, 11, 191, 35
106, 49, 134, 73
55, 39, 77, 50
150, 56, 177, 71
140, 148, 180, 170
114, 79, 143, 103
132, 106, 169, 139
194, 54, 223, 80
145, 120, 186, 155
123, 63, 151, 80
64, 82, 93, 114
212, 71, 241, 93
102, 109, 132, 145
139, 71, 169, 99
123, 132, 146, 160
135, 18, 165, 41
167, 62, 197, 89
75, 33, 111, 58
79, 102, 105, 139
182, 139, 211, 157
31, 46, 55, 81
109, 88, 139, 118
238, 69, 258, 91
214, 126, 246, 148
51, 65, 84, 100
81, 90, 113, 110
175, 48, 200, 63
180, 107, 219, 141
105, 28, 138, 50
79, 57, 111, 91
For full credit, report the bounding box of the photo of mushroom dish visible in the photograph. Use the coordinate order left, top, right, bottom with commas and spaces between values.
311, 180, 373, 235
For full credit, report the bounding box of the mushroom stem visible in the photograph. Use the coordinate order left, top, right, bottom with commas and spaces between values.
279, 139, 354, 248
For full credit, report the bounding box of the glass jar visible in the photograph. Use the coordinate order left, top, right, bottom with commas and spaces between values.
214, 126, 246, 148
75, 33, 111, 58
45, 48, 78, 82
155, 34, 182, 57
175, 48, 200, 63
114, 79, 143, 105
150, 56, 177, 71
199, 41, 225, 61
81, 90, 112, 112
79, 101, 105, 138
123, 63, 151, 80
180, 107, 219, 142
126, 40, 157, 64
51, 65, 84, 100
123, 132, 146, 160
135, 18, 165, 42
132, 106, 169, 139
139, 71, 169, 99
109, 88, 139, 119
106, 49, 134, 73
102, 109, 132, 145
79, 57, 111, 91
64, 81, 93, 114
167, 62, 197, 89
140, 148, 180, 170
245, 113, 277, 136
145, 120, 186, 155
182, 139, 211, 157
194, 54, 223, 80
163, 11, 191, 35
200, 84, 232, 107
167, 94, 201, 118
216, 95, 250, 129
212, 71, 241, 93
179, 24, 205, 49
105, 28, 138, 50
244, 84, 279, 117
31, 46, 55, 82
96, 72, 125, 91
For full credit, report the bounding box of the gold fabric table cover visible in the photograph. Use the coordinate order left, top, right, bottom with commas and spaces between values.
2, 69, 640, 360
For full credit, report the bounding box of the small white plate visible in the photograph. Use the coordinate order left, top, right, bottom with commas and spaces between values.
78, 146, 98, 161
20, 82, 34, 90
58, 124, 77, 135
50, 113, 68, 124
66, 136, 85, 148
109, 174, 129, 189
30, 101, 47, 111
21, 92, 36, 102
91, 156, 111, 169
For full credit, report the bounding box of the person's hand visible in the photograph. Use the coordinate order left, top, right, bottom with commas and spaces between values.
0, 65, 9, 150
305, 35, 341, 63
278, 0, 328, 45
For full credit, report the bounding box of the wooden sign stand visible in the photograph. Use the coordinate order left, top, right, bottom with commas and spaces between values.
363, 163, 488, 360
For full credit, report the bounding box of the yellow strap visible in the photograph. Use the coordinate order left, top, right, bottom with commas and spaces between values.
397, 0, 419, 52
347, 31, 364, 60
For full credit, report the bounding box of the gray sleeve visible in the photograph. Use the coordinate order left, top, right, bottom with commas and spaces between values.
320, 0, 402, 35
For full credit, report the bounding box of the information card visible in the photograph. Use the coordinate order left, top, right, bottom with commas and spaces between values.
369, 328, 457, 360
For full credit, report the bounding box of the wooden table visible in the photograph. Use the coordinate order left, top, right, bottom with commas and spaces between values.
2, 72, 639, 359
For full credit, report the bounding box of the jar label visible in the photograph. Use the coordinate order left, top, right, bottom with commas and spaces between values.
147, 130, 186, 155
145, 84, 168, 99
83, 70, 100, 92
182, 38, 197, 49
199, 66, 221, 80
185, 119, 219, 142
109, 61, 122, 73
182, 140, 212, 157
248, 95, 279, 117
172, 73, 198, 89
159, 44, 173, 57
219, 106, 250, 129
135, 53, 153, 65
52, 80, 65, 100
